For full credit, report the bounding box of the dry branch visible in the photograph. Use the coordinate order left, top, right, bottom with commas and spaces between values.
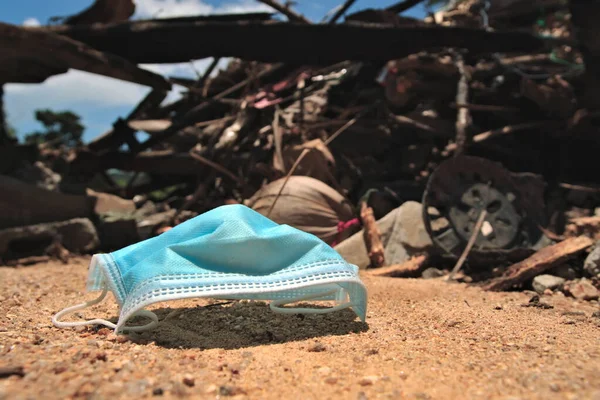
483, 236, 594, 291
360, 202, 385, 268
368, 254, 428, 277
40, 22, 549, 65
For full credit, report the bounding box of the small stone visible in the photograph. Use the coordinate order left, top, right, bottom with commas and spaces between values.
494, 305, 503, 310
421, 268, 445, 279
365, 348, 379, 356
152, 388, 164, 396
358, 376, 378, 386
357, 392, 368, 400
592, 311, 600, 318
399, 371, 408, 380
219, 385, 244, 396
205, 384, 218, 394
532, 275, 565, 295
563, 279, 600, 301
182, 375, 195, 387
308, 342, 326, 352
317, 366, 331, 375
325, 377, 338, 384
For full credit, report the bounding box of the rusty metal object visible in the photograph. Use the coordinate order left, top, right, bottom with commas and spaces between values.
422, 156, 545, 258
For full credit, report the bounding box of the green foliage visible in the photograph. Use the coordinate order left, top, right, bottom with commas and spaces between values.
24, 109, 84, 148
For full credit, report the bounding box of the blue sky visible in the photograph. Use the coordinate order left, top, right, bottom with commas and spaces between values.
2, 0, 426, 142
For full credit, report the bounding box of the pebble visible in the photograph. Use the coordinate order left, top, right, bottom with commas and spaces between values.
182, 374, 195, 387
358, 376, 378, 386
205, 384, 218, 394
308, 342, 326, 352
219, 385, 244, 396
317, 366, 332, 375
152, 388, 164, 396
325, 377, 338, 384
532, 275, 565, 295
421, 268, 445, 279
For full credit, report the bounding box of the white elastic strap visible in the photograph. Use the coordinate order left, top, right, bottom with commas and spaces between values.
269, 289, 354, 315
52, 288, 159, 333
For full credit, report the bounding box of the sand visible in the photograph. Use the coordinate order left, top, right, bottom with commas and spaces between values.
1, 257, 599, 400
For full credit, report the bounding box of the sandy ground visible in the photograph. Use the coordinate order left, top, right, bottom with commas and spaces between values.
1, 258, 599, 400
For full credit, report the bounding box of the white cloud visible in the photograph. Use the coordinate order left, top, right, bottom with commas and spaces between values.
6, 0, 271, 138
133, 0, 272, 19
5, 71, 150, 125
22, 17, 41, 27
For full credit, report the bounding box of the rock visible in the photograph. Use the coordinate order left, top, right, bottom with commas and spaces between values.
358, 376, 378, 386
563, 279, 600, 301
86, 189, 136, 215
12, 161, 61, 191
421, 267, 445, 279
334, 201, 432, 269
0, 218, 99, 259
394, 201, 433, 251
532, 275, 566, 294
584, 242, 600, 278
0, 175, 94, 230
97, 215, 140, 251
219, 385, 244, 396
317, 366, 331, 375
307, 342, 326, 352
182, 375, 195, 387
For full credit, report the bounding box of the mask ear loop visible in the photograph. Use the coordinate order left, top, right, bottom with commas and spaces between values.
269, 289, 355, 315
52, 288, 159, 333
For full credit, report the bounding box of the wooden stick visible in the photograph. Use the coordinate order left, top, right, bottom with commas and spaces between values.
483, 236, 594, 291
360, 202, 385, 268
453, 53, 471, 156
328, 0, 357, 24
448, 210, 487, 280
257, 0, 311, 23
368, 254, 427, 277
445, 121, 554, 153
189, 150, 242, 185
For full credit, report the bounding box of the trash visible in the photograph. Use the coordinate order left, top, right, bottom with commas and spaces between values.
1, 0, 599, 299
245, 176, 357, 246
52, 205, 367, 333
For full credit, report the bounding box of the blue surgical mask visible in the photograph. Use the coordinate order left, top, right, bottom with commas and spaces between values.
53, 204, 367, 333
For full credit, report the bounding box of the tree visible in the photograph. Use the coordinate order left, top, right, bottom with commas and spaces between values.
24, 109, 85, 148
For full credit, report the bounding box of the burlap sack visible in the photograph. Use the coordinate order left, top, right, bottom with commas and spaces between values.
245, 176, 357, 245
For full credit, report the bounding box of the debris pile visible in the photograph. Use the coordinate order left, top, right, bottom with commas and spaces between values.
1, 0, 600, 301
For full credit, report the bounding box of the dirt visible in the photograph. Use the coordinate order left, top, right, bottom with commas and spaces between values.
1, 258, 600, 400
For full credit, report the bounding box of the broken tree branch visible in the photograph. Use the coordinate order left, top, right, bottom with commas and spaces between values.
41, 22, 549, 65
361, 201, 385, 268
257, 0, 311, 23
328, 0, 357, 24
445, 121, 556, 153
483, 236, 594, 291
453, 53, 472, 156
449, 209, 487, 280
368, 254, 428, 277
